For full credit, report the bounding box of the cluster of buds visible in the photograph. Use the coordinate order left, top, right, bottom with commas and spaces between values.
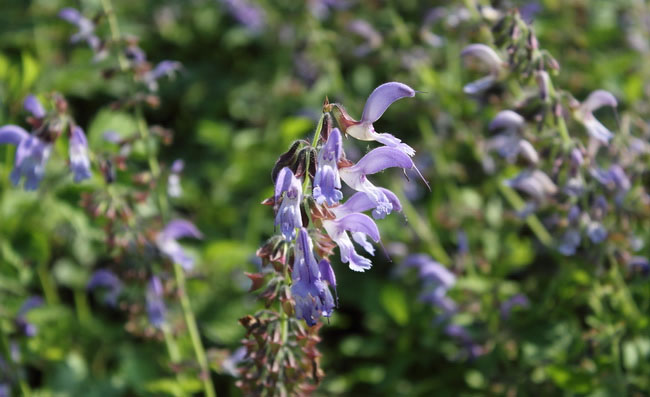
238, 82, 428, 393
461, 11, 649, 269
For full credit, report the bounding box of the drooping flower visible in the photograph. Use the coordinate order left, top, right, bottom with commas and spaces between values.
313, 128, 343, 205
15, 296, 43, 337
23, 95, 46, 119
339, 146, 413, 219
87, 269, 123, 306
58, 7, 105, 59
274, 167, 303, 240
144, 61, 182, 91
0, 125, 52, 190
322, 211, 380, 272
291, 228, 335, 326
146, 276, 166, 328
332, 82, 417, 156
168, 159, 184, 198
156, 219, 203, 270
461, 44, 504, 95
577, 90, 617, 144
69, 126, 92, 182
486, 110, 538, 165
505, 169, 557, 201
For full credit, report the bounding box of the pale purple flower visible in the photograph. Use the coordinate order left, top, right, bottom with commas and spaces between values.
403, 254, 457, 314
291, 228, 335, 326
168, 159, 184, 198
500, 294, 529, 319
219, 0, 266, 33
308, 0, 349, 19
586, 221, 607, 244
445, 324, 484, 359
0, 125, 52, 190
461, 44, 504, 95
221, 347, 247, 377
274, 167, 303, 240
58, 7, 104, 58
69, 126, 92, 182
313, 128, 343, 205
628, 256, 649, 274
23, 95, 45, 119
578, 90, 617, 144
570, 148, 584, 168
15, 296, 43, 337
322, 212, 380, 272
146, 276, 166, 328
156, 219, 203, 270
344, 82, 417, 157
0, 384, 9, 397
486, 110, 538, 164
144, 61, 182, 91
568, 205, 581, 223
346, 20, 382, 57
339, 146, 413, 219
505, 169, 557, 201
87, 269, 123, 306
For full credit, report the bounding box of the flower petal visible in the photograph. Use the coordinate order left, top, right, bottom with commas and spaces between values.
23, 95, 45, 119
348, 146, 414, 175
581, 90, 617, 114
461, 44, 503, 72
333, 213, 380, 242
0, 125, 28, 145
161, 219, 203, 240
488, 110, 524, 132
361, 82, 415, 124
58, 7, 82, 24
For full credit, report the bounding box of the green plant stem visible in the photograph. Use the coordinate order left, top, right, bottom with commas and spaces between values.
36, 261, 59, 305
173, 263, 216, 397
497, 184, 553, 247
161, 323, 181, 364
100, 0, 128, 72
302, 113, 325, 193
73, 288, 91, 326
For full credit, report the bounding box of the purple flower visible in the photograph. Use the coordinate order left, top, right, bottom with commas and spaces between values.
15, 296, 43, 337
144, 61, 182, 91
168, 159, 184, 198
628, 256, 649, 274
291, 228, 335, 326
342, 82, 417, 157
58, 7, 104, 57
558, 229, 581, 256
274, 167, 303, 240
322, 212, 380, 272
23, 95, 45, 119
486, 110, 538, 164
221, 346, 247, 377
461, 44, 503, 95
346, 20, 382, 57
500, 294, 529, 319
0, 384, 9, 397
156, 219, 203, 270
586, 221, 607, 244
403, 254, 457, 314
313, 128, 343, 205
146, 276, 166, 328
578, 90, 617, 144
505, 169, 557, 201
87, 269, 123, 306
69, 126, 92, 182
0, 125, 52, 190
219, 0, 266, 33
339, 146, 413, 219
445, 324, 485, 359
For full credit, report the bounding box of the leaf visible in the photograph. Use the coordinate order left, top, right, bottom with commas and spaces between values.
380, 284, 409, 326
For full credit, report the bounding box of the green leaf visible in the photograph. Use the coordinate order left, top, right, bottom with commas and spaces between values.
380, 284, 409, 326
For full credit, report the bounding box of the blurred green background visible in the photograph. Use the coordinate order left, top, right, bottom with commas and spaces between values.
1, 0, 650, 395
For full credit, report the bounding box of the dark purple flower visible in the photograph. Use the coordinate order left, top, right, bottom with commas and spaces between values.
69, 126, 91, 182
0, 125, 52, 190
156, 219, 203, 270
23, 95, 45, 119
461, 44, 503, 95
274, 167, 303, 240
15, 296, 43, 337
87, 269, 123, 306
313, 128, 343, 205
146, 276, 166, 328
144, 61, 182, 91
344, 82, 417, 156
578, 90, 617, 144
627, 256, 649, 274
339, 146, 414, 218
219, 0, 266, 33
500, 294, 529, 319
291, 228, 335, 326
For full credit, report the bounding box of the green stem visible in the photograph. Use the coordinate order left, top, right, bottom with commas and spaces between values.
161, 323, 181, 364
100, 0, 128, 72
302, 114, 325, 193
73, 289, 91, 326
173, 263, 216, 397
498, 184, 553, 247
36, 261, 59, 305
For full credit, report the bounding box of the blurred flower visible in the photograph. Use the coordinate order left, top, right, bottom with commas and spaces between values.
500, 294, 529, 319
0, 125, 52, 190
274, 167, 303, 240
339, 146, 413, 219
0, 384, 9, 397
486, 110, 538, 164
219, 0, 266, 33
308, 0, 349, 20
221, 347, 247, 377
144, 60, 182, 91
23, 95, 45, 119
558, 229, 581, 256
346, 20, 382, 57
69, 126, 92, 182
168, 159, 184, 198
403, 254, 457, 314
87, 269, 123, 306
461, 44, 504, 95
577, 90, 617, 144
15, 296, 43, 337
333, 82, 417, 157
58, 7, 105, 60
445, 324, 484, 359
291, 228, 335, 326
146, 276, 166, 328
505, 169, 557, 201
627, 256, 649, 275
586, 221, 607, 244
313, 128, 343, 205
156, 219, 203, 270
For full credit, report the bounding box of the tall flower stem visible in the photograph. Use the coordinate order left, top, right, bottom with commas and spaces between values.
36, 261, 59, 305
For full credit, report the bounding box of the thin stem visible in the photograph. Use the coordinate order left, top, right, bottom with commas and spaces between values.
73, 289, 91, 326
498, 184, 553, 247
302, 114, 325, 193
173, 263, 216, 397
100, 0, 128, 72
36, 261, 59, 305
161, 323, 182, 364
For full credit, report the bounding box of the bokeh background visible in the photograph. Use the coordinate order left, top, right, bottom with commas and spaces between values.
1, 0, 650, 395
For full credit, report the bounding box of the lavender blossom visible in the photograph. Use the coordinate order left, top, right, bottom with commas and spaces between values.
558, 229, 581, 256
144, 61, 182, 91
156, 219, 203, 270
15, 296, 43, 337
346, 20, 382, 57
87, 269, 123, 306
168, 159, 184, 198
577, 90, 617, 144
219, 0, 266, 33
221, 347, 247, 377
313, 128, 343, 205
69, 126, 92, 182
322, 211, 380, 272
0, 384, 9, 397
500, 294, 529, 319
338, 82, 417, 156
339, 146, 413, 219
505, 169, 557, 201
291, 228, 335, 326
58, 7, 104, 59
23, 95, 45, 119
403, 254, 457, 314
0, 125, 52, 190
586, 221, 607, 244
486, 110, 539, 164
146, 276, 166, 328
461, 44, 504, 95
628, 256, 649, 274
274, 167, 303, 240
